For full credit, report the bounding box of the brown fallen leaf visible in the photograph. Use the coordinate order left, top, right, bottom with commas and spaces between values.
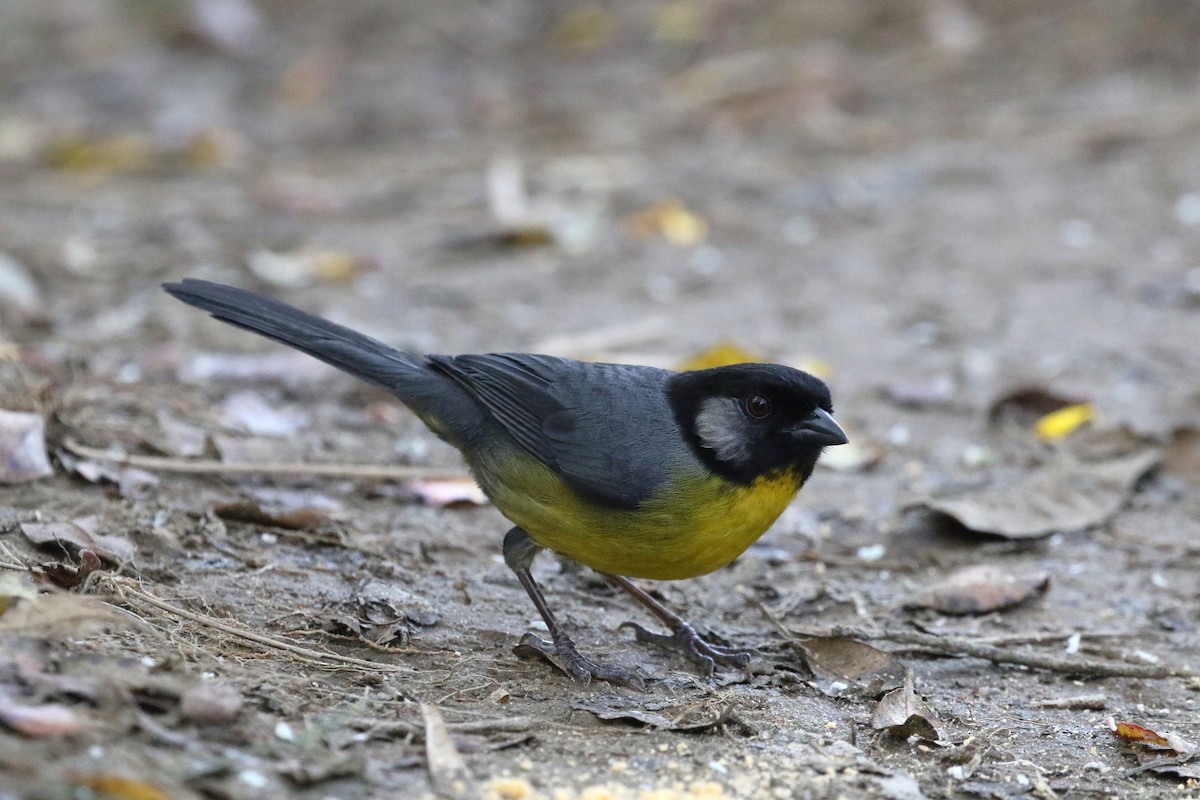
326, 579, 438, 645
792, 635, 906, 697
904, 565, 1050, 615
37, 548, 104, 589
914, 449, 1160, 539
1112, 718, 1200, 778
0, 408, 53, 484
20, 518, 137, 563
988, 386, 1083, 428
1111, 719, 1197, 754
572, 696, 749, 733
0, 700, 87, 737
71, 774, 171, 800
872, 671, 943, 742
213, 499, 337, 532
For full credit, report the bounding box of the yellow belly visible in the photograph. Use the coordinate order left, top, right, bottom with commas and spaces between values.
470, 450, 804, 580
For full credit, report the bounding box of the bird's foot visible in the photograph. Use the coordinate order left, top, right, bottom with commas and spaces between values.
514, 633, 646, 690
619, 621, 752, 676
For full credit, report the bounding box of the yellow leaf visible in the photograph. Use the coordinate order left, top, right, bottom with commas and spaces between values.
77, 775, 171, 800
44, 134, 155, 173
678, 341, 763, 371
1035, 403, 1094, 441
626, 199, 708, 246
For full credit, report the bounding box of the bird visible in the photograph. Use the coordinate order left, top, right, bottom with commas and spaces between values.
163, 279, 847, 687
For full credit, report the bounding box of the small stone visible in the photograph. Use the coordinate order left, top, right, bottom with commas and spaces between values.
180, 682, 244, 724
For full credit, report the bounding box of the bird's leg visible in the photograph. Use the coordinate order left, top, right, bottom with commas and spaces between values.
606, 573, 752, 676
503, 528, 644, 689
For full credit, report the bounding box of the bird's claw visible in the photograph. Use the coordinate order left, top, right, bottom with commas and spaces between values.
514, 633, 646, 690
619, 621, 752, 675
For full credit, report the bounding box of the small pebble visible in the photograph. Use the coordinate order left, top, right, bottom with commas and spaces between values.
181, 682, 244, 724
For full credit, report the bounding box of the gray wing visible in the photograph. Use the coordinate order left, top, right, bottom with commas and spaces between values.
427, 353, 678, 509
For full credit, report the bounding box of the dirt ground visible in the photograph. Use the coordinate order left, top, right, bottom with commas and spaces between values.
2, 2, 1200, 798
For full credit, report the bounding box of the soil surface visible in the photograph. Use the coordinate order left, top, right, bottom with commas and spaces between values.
2, 2, 1199, 798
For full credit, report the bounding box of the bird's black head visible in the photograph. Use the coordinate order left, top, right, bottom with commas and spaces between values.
667, 363, 847, 485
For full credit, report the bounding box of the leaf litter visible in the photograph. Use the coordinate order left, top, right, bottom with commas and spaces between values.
913, 449, 1160, 539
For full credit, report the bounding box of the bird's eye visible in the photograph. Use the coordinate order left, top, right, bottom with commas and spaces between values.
744, 393, 772, 420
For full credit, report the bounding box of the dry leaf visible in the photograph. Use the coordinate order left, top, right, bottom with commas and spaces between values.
20, 518, 136, 563
793, 636, 906, 697
326, 579, 438, 645
988, 386, 1082, 428
213, 499, 337, 532
572, 696, 747, 733
904, 565, 1050, 615
915, 450, 1160, 538
872, 672, 943, 741
37, 549, 104, 589
678, 341, 764, 371
1112, 719, 1197, 754
0, 409, 53, 484
626, 199, 708, 246
73, 774, 171, 800
1035, 403, 1095, 441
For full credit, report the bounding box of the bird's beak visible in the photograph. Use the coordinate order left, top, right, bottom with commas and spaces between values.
789, 408, 848, 447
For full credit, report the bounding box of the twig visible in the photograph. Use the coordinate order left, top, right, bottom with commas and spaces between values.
823, 624, 1192, 680
102, 576, 415, 674
748, 596, 1192, 679
61, 438, 468, 481
422, 703, 476, 799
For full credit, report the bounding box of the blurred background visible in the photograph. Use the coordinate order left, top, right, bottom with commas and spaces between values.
3, 1, 1199, 405
2, 2, 1200, 796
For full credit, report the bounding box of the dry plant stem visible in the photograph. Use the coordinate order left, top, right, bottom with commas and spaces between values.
751, 598, 1192, 679
830, 626, 1192, 679
62, 438, 468, 480
103, 576, 416, 674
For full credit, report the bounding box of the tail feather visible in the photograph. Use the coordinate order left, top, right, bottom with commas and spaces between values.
164, 279, 428, 391
163, 279, 483, 444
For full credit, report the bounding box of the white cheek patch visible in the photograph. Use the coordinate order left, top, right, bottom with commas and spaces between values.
695, 397, 752, 465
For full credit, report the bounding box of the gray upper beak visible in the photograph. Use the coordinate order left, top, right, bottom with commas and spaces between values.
790, 407, 848, 447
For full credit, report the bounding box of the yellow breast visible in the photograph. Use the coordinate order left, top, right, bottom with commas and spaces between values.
470, 450, 805, 580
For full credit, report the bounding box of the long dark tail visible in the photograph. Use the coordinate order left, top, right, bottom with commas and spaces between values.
163, 279, 481, 443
